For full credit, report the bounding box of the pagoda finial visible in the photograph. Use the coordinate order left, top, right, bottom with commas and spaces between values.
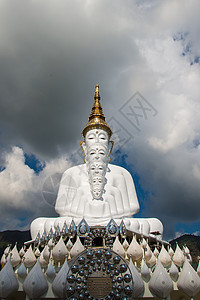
82, 84, 112, 138
95, 84, 100, 99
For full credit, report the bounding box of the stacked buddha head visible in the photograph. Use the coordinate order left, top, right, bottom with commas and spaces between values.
81, 84, 113, 201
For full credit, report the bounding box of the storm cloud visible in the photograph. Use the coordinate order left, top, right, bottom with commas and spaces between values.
0, 0, 200, 239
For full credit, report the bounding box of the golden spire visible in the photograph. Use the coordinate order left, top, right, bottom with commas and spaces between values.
82, 84, 112, 138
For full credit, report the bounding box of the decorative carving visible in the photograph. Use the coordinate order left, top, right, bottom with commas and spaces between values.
106, 219, 119, 237
77, 218, 90, 237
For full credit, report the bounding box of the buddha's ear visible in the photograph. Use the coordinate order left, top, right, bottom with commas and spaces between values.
108, 141, 114, 156
80, 141, 86, 157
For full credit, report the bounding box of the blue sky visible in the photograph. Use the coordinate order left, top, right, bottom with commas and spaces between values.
0, 0, 200, 240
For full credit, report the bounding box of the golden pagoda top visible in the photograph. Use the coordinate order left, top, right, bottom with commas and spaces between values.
82, 84, 112, 138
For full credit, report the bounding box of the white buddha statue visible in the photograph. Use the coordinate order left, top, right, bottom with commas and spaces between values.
31, 85, 163, 240
55, 135, 140, 219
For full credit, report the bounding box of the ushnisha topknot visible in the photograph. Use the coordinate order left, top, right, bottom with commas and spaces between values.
82, 84, 112, 139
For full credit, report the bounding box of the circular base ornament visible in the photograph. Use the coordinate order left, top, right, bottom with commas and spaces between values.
65, 248, 133, 299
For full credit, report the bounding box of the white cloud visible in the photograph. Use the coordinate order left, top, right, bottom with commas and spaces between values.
0, 147, 35, 206
192, 163, 200, 181
193, 231, 200, 236
0, 146, 70, 230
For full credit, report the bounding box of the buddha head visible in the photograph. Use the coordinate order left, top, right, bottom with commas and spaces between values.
90, 176, 106, 200
88, 161, 106, 177
85, 128, 109, 147
81, 84, 113, 200
85, 144, 109, 164
81, 84, 113, 158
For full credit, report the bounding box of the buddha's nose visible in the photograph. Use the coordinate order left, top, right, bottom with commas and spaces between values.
95, 135, 99, 143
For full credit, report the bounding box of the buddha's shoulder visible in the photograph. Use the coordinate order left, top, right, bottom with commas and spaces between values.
108, 164, 132, 176
62, 164, 86, 176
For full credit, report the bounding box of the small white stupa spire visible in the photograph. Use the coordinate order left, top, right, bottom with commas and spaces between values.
23, 259, 48, 299
149, 259, 173, 298
0, 258, 19, 298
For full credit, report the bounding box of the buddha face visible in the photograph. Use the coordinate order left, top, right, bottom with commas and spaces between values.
82, 128, 111, 200
90, 176, 105, 200
86, 144, 108, 164
85, 144, 108, 201
81, 128, 113, 160
91, 186, 103, 199
88, 162, 106, 176
85, 129, 109, 147
92, 177, 104, 185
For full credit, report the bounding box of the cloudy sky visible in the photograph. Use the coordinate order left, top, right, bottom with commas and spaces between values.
0, 0, 200, 240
